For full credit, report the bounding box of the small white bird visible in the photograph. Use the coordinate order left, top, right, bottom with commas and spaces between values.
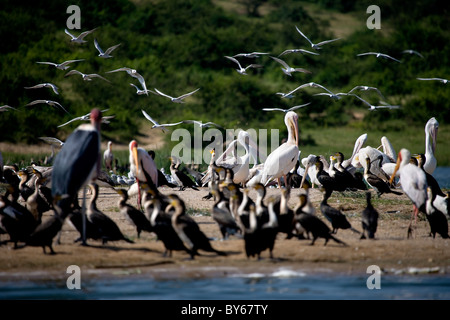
313, 92, 348, 100
25, 100, 70, 114
350, 94, 400, 111
270, 56, 312, 76
0, 105, 18, 112
224, 56, 263, 75
141, 109, 169, 133
278, 48, 319, 57
24, 83, 59, 95
357, 52, 402, 63
401, 50, 424, 58
94, 38, 121, 58
65, 70, 110, 82
179, 120, 223, 129
106, 67, 148, 94
417, 77, 449, 84
262, 103, 311, 113
130, 83, 156, 95
64, 28, 97, 43
103, 141, 114, 171
232, 52, 269, 58
57, 109, 111, 127
154, 88, 200, 103
39, 136, 65, 148
348, 85, 386, 100
295, 25, 340, 50
36, 59, 84, 70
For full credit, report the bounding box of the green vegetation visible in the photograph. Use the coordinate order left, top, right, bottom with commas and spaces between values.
1, 0, 449, 167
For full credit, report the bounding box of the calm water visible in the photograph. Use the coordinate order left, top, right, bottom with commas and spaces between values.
434, 167, 450, 189
1, 269, 450, 300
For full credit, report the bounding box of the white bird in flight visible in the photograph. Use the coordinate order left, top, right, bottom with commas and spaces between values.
348, 85, 386, 100
224, 56, 263, 75
39, 137, 65, 148
57, 109, 111, 127
94, 38, 121, 58
154, 88, 200, 103
401, 50, 424, 58
65, 70, 110, 82
24, 83, 59, 95
36, 59, 84, 70
350, 94, 400, 111
141, 109, 169, 133
295, 25, 340, 50
24, 100, 70, 114
130, 83, 156, 95
278, 48, 319, 57
417, 77, 449, 84
357, 52, 402, 63
270, 56, 312, 76
106, 67, 148, 95
64, 28, 97, 43
232, 52, 269, 58
262, 103, 311, 113
0, 105, 18, 112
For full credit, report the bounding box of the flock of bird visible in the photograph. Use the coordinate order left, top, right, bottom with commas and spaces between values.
0, 23, 449, 260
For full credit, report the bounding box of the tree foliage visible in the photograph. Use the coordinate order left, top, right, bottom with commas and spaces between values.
0, 0, 448, 146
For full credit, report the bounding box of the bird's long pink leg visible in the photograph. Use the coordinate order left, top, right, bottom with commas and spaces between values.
136, 178, 142, 210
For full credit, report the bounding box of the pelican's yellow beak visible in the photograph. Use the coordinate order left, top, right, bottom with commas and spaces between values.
389, 156, 401, 186
132, 145, 139, 174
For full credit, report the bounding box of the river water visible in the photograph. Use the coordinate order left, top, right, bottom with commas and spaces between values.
1, 267, 449, 300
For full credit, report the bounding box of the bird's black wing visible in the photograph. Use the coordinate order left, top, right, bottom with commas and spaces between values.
52, 129, 99, 199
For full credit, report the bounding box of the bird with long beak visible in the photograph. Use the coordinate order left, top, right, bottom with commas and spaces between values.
129, 140, 158, 208
260, 111, 299, 188
389, 148, 428, 238
423, 117, 439, 174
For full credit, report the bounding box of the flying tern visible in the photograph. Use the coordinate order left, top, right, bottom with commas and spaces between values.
295, 25, 340, 50
94, 38, 121, 58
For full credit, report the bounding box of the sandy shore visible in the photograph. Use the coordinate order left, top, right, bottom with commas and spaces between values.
1, 186, 449, 282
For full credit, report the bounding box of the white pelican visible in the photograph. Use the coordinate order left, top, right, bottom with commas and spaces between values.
103, 141, 114, 171
270, 56, 311, 76
423, 117, 439, 174
389, 148, 428, 237
295, 25, 340, 50
64, 28, 97, 43
154, 88, 200, 103
129, 140, 158, 205
36, 59, 84, 70
357, 52, 402, 63
215, 131, 253, 186
260, 111, 298, 187
94, 38, 121, 58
